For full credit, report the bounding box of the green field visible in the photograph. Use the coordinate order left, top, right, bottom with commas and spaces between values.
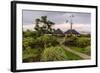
22, 30, 91, 62
23, 46, 83, 62
65, 50, 82, 60
69, 46, 91, 56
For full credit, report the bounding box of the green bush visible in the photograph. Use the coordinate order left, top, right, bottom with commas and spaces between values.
40, 46, 68, 61
23, 30, 40, 38
63, 36, 78, 46
63, 36, 90, 48
76, 38, 90, 48
23, 37, 42, 49
37, 35, 59, 48
23, 47, 41, 62
23, 37, 34, 50
23, 35, 60, 49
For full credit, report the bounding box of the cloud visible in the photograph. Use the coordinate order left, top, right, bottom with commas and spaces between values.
23, 10, 91, 25
23, 24, 35, 31
52, 23, 70, 32
72, 24, 91, 33
23, 23, 91, 33
52, 23, 90, 33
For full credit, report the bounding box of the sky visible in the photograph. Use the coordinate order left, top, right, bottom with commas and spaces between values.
23, 10, 91, 34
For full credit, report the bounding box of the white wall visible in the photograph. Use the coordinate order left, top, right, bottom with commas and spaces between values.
0, 0, 99, 73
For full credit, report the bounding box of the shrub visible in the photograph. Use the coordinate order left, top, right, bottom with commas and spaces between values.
63, 36, 90, 48
40, 46, 68, 61
63, 36, 78, 46
76, 38, 90, 48
37, 35, 59, 48
23, 37, 34, 50
23, 30, 40, 38
23, 37, 42, 49
23, 34, 60, 49
23, 47, 41, 62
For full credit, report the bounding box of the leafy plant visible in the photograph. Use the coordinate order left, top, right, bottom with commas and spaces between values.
63, 36, 90, 48
23, 47, 41, 62
40, 46, 68, 61
63, 36, 78, 46
23, 37, 34, 50
23, 37, 41, 49
23, 30, 40, 38
76, 37, 90, 48
37, 35, 59, 48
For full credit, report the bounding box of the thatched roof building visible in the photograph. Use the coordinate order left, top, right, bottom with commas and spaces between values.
64, 29, 80, 36
54, 29, 63, 34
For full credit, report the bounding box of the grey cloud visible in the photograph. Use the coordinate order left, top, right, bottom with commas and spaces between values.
23, 10, 91, 25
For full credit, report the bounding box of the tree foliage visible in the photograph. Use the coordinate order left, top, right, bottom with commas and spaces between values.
37, 35, 59, 48
23, 30, 40, 38
63, 36, 90, 48
34, 16, 55, 35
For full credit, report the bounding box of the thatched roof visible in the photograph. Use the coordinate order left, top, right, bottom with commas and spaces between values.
64, 29, 80, 35
54, 29, 63, 34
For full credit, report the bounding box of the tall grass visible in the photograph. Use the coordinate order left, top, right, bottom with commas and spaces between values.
23, 47, 41, 62
41, 46, 68, 61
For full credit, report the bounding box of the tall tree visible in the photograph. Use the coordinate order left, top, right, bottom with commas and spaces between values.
34, 16, 55, 35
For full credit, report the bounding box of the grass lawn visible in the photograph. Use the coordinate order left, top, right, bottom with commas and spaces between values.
69, 46, 91, 56
64, 49, 83, 60
78, 36, 90, 40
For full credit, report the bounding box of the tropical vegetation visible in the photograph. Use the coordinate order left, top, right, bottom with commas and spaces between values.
23, 16, 91, 62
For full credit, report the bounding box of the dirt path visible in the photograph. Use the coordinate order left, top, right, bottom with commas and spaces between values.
62, 46, 91, 59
